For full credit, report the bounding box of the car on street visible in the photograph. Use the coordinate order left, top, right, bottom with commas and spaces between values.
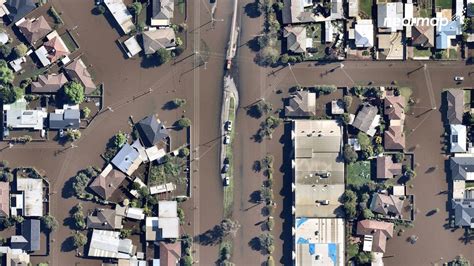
223, 134, 230, 144
222, 164, 229, 173
223, 176, 230, 186
454, 76, 464, 81
225, 120, 232, 131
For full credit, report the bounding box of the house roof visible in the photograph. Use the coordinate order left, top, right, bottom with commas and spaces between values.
145, 216, 179, 241
450, 124, 467, 153
43, 35, 70, 63
450, 157, 474, 181
103, 0, 135, 34
152, 0, 174, 21
16, 16, 52, 44
411, 25, 434, 48
16, 178, 43, 217
436, 20, 461, 49
384, 125, 405, 150
22, 219, 40, 251
376, 156, 402, 179
285, 91, 316, 117
352, 104, 379, 134
111, 142, 143, 176
136, 115, 169, 147
354, 20, 374, 47
88, 229, 134, 258
87, 208, 123, 230
49, 108, 80, 130
159, 242, 181, 266
384, 94, 405, 120
446, 89, 464, 124
282, 0, 318, 24
30, 73, 68, 93
65, 58, 96, 95
283, 26, 307, 53
89, 164, 126, 200
452, 199, 474, 227
0, 182, 9, 217
370, 193, 404, 217
357, 219, 394, 253
377, 2, 403, 32
142, 28, 176, 55
5, 0, 36, 23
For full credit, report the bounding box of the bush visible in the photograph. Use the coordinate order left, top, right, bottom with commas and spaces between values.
343, 95, 353, 109
343, 144, 358, 163
258, 233, 274, 254
96, 5, 106, 14
155, 48, 172, 65
72, 232, 87, 248
81, 107, 91, 118
114, 131, 127, 148
0, 44, 11, 58
312, 85, 336, 95
257, 46, 279, 66
41, 215, 58, 232
179, 147, 190, 157
172, 98, 186, 108
178, 208, 185, 224
0, 60, 14, 85
357, 132, 371, 149
176, 117, 191, 129
13, 44, 27, 58
362, 208, 374, 219
130, 2, 142, 15
63, 81, 85, 104
66, 129, 81, 141
248, 100, 272, 118
394, 153, 404, 163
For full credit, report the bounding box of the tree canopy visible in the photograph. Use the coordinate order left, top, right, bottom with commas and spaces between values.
63, 81, 85, 104
0, 60, 14, 85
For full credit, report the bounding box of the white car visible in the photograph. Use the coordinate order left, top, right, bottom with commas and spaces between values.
223, 176, 230, 186
223, 135, 231, 145
225, 120, 233, 131
454, 76, 464, 81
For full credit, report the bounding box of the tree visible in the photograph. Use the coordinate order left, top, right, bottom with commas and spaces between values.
114, 131, 127, 148
357, 132, 371, 149
73, 172, 91, 198
177, 208, 185, 224
0, 44, 11, 58
72, 232, 87, 248
279, 54, 289, 64
176, 117, 191, 129
0, 86, 23, 104
95, 5, 106, 14
155, 48, 172, 65
63, 81, 85, 104
130, 2, 142, 16
248, 100, 272, 118
66, 129, 81, 141
356, 251, 373, 264
346, 242, 359, 260
13, 44, 27, 58
218, 219, 240, 238
342, 190, 357, 219
41, 215, 58, 232
72, 204, 86, 230
81, 107, 91, 118
172, 98, 186, 108
179, 147, 190, 157
258, 233, 274, 254
257, 46, 279, 66
343, 144, 358, 163
343, 95, 353, 109
0, 60, 14, 85
394, 153, 404, 163
362, 208, 374, 219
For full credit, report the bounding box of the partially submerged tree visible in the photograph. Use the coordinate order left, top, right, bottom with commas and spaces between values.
63, 81, 85, 104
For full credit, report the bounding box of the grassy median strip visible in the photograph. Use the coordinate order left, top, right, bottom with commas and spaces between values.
223, 97, 236, 218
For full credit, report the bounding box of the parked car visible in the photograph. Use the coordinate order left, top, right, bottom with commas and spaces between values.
225, 120, 232, 131
59, 129, 65, 138
223, 134, 230, 145
454, 76, 464, 81
317, 200, 330, 205
223, 176, 230, 186
223, 157, 230, 165
222, 164, 230, 173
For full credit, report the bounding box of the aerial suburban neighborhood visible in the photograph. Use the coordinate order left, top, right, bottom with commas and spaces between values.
0, 0, 472, 265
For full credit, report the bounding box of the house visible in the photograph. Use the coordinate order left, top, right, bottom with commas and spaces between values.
384, 93, 406, 150
3, 0, 36, 23
348, 0, 358, 17
3, 99, 47, 131
377, 2, 403, 33
48, 105, 80, 130
376, 156, 402, 179
331, 0, 343, 19
30, 73, 68, 94
87, 208, 123, 230
445, 89, 464, 124
436, 20, 462, 49
103, 0, 135, 34
450, 124, 467, 153
352, 104, 379, 136
452, 199, 474, 228
64, 58, 97, 95
15, 16, 52, 45
293, 120, 344, 218
285, 91, 316, 117
111, 141, 145, 176
116, 205, 145, 220
41, 31, 70, 65
0, 246, 30, 266
411, 25, 434, 48
450, 157, 474, 181
123, 36, 142, 58
159, 242, 181, 266
0, 182, 9, 217
136, 115, 169, 147
370, 193, 403, 217
352, 20, 374, 48
357, 220, 394, 253
142, 28, 177, 55
89, 164, 126, 200
146, 201, 179, 241
16, 178, 43, 217
151, 0, 174, 26
282, 0, 318, 24
283, 26, 307, 54
88, 229, 135, 258
331, 100, 344, 115
11, 219, 40, 252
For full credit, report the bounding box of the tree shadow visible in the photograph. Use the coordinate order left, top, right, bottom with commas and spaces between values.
61, 236, 76, 252
248, 237, 262, 251
162, 101, 179, 110
195, 225, 222, 246
249, 190, 261, 204
61, 176, 76, 199
252, 160, 262, 172
425, 209, 437, 216
244, 2, 262, 18
247, 36, 261, 52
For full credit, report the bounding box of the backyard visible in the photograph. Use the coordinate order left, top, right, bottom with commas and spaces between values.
347, 161, 371, 188
435, 0, 452, 9
359, 0, 373, 18
305, 23, 326, 60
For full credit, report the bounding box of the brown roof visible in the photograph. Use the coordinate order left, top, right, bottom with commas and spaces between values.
17, 16, 52, 44
446, 89, 464, 124
370, 193, 404, 217
87, 208, 123, 230
411, 25, 434, 48
285, 91, 316, 117
357, 219, 394, 253
159, 242, 181, 266
0, 182, 9, 217
376, 156, 402, 179
384, 125, 405, 150
89, 167, 126, 200
65, 58, 96, 94
44, 36, 70, 63
384, 94, 405, 120
30, 73, 68, 93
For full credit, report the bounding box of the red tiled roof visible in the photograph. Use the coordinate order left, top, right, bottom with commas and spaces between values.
159, 242, 181, 266
44, 36, 69, 63
17, 16, 52, 44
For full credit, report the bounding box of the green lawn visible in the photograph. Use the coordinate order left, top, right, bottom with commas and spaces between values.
464, 90, 471, 111
305, 24, 326, 60
419, 8, 432, 18
347, 161, 371, 188
399, 87, 413, 106
413, 47, 432, 58
448, 48, 459, 60
436, 0, 452, 9
359, 0, 373, 18
177, 0, 185, 15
